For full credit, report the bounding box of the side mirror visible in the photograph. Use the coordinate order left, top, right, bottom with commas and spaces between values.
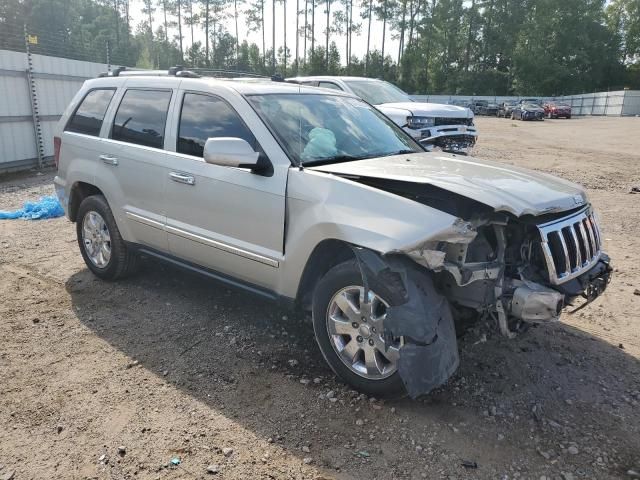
203, 137, 260, 169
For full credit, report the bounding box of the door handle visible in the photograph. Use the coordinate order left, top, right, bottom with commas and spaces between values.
169, 171, 196, 186
99, 154, 118, 166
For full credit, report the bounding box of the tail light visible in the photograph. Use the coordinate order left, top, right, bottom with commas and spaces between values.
53, 136, 61, 169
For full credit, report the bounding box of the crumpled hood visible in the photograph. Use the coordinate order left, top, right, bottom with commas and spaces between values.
308, 152, 588, 217
377, 102, 473, 119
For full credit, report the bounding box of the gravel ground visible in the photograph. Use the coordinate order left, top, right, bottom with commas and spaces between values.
1, 116, 639, 480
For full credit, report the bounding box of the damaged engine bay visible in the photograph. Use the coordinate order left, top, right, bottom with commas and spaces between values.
344, 176, 612, 397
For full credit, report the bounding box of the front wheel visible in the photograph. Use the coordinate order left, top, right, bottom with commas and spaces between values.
76, 195, 139, 280
312, 261, 406, 397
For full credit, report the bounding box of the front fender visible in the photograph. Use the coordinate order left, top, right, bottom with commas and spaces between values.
278, 168, 473, 297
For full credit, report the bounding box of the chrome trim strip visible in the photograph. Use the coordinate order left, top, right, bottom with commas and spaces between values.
125, 211, 165, 229
165, 225, 280, 268
568, 224, 582, 268
558, 231, 572, 274
584, 217, 597, 255
577, 221, 591, 260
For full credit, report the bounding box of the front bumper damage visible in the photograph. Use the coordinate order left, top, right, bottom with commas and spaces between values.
406, 124, 478, 155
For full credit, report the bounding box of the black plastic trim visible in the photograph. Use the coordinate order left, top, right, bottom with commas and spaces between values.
130, 244, 295, 308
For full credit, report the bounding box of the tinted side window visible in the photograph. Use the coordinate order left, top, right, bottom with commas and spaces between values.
318, 81, 342, 91
112, 89, 172, 149
66, 89, 115, 136
177, 93, 256, 158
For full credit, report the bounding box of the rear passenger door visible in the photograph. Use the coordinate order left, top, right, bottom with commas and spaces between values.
163, 90, 287, 291
62, 87, 117, 198
97, 82, 176, 252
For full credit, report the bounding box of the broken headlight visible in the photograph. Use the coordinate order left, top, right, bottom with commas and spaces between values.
406, 116, 435, 129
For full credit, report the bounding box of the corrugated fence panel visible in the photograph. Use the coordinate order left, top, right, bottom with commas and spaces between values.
1, 50, 108, 172
622, 91, 640, 116
0, 73, 31, 116
0, 121, 38, 164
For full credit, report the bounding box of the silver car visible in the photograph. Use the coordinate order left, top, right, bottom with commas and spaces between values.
54, 69, 611, 398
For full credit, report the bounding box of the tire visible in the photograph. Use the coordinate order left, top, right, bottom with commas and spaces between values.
312, 259, 457, 398
312, 260, 406, 397
76, 195, 139, 280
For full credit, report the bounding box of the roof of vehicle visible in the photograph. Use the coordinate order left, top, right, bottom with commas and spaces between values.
84, 73, 354, 96
288, 75, 387, 82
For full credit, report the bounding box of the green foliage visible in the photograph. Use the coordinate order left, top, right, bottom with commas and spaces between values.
1, 0, 638, 93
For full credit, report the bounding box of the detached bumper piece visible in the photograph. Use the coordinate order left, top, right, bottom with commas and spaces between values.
352, 248, 459, 399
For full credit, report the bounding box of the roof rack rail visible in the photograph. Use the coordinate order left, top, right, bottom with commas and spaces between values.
97, 66, 282, 81
188, 68, 269, 79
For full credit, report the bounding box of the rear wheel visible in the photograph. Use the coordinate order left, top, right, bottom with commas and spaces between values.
76, 195, 139, 280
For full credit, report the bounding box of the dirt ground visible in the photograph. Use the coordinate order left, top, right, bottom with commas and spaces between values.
1, 116, 639, 480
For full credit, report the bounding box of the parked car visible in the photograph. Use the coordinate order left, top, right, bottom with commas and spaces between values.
498, 101, 518, 118
519, 97, 541, 105
288, 76, 477, 154
471, 99, 489, 114
54, 68, 611, 399
512, 103, 545, 120
544, 102, 572, 119
478, 102, 499, 116
450, 99, 473, 109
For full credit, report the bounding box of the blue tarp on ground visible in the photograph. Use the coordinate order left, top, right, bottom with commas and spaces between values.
0, 195, 64, 220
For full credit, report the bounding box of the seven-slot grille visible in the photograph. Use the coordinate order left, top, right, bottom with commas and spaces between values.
537, 208, 602, 285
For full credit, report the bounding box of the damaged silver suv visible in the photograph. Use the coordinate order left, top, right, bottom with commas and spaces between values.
54, 69, 612, 398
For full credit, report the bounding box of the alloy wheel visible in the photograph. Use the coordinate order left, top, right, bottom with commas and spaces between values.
81, 210, 111, 268
326, 286, 402, 380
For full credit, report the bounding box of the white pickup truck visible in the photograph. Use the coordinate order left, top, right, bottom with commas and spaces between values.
288, 76, 477, 154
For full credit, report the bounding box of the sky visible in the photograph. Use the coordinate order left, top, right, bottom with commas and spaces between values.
129, 0, 401, 65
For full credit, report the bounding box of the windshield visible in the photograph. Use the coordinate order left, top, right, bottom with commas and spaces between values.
343, 80, 412, 105
248, 93, 422, 166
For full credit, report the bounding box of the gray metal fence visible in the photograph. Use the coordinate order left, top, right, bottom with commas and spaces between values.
412, 91, 640, 116
0, 49, 107, 173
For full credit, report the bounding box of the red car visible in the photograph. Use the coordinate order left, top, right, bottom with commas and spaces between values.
543, 102, 572, 119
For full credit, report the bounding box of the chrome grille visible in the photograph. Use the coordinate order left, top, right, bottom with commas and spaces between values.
537, 208, 602, 285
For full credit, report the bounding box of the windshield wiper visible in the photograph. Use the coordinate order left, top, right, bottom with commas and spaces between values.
378, 149, 416, 157
302, 154, 373, 167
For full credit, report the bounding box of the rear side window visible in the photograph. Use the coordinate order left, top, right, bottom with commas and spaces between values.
177, 93, 256, 158
318, 81, 342, 91
111, 89, 172, 149
66, 89, 115, 136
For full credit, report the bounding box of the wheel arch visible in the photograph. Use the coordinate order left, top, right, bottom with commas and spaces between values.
68, 182, 105, 222
295, 239, 357, 310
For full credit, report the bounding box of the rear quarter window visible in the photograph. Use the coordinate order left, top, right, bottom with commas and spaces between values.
111, 89, 172, 149
65, 89, 115, 136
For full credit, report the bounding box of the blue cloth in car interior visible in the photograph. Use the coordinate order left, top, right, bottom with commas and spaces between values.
302, 127, 338, 161
0, 195, 65, 220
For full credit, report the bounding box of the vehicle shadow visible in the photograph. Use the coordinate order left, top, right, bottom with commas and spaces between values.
66, 258, 640, 479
